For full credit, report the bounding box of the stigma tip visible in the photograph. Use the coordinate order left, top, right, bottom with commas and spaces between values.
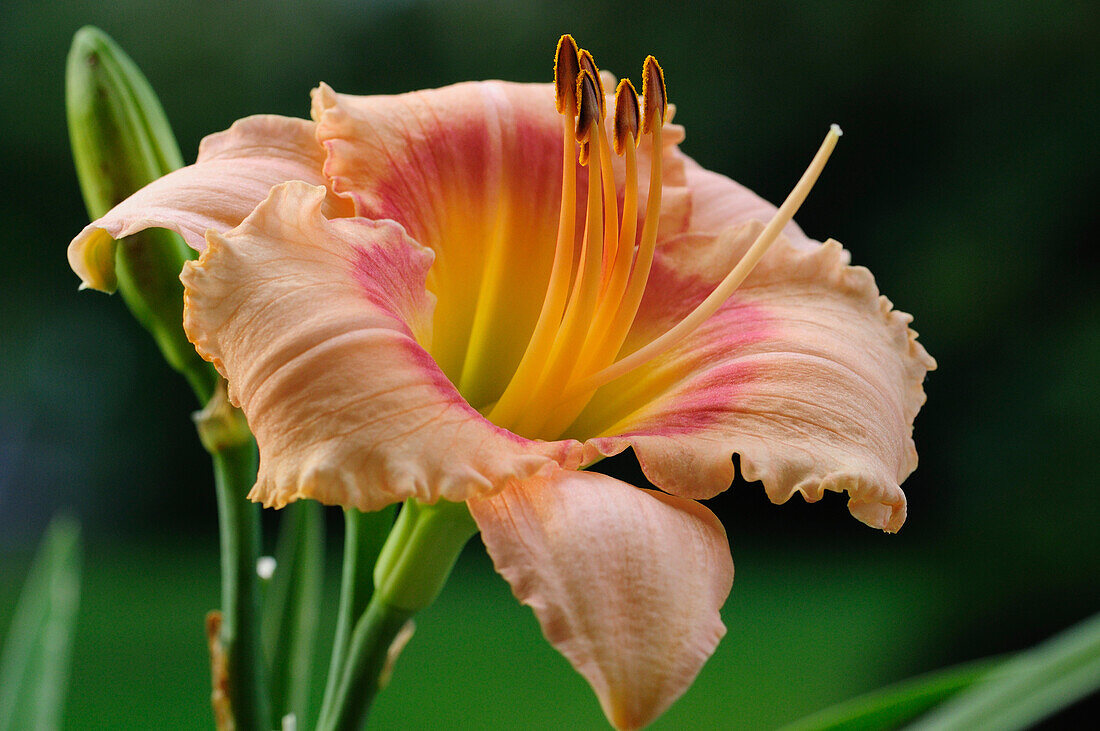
830, 123, 843, 137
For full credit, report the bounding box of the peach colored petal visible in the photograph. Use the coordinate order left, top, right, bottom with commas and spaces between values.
310, 81, 690, 406
469, 469, 733, 730
68, 115, 352, 291
181, 181, 581, 511
678, 155, 814, 249
573, 225, 935, 532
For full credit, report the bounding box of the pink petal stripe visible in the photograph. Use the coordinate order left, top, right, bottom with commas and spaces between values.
576, 226, 935, 532
470, 469, 733, 730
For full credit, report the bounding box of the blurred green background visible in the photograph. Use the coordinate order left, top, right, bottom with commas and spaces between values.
1, 0, 1097, 728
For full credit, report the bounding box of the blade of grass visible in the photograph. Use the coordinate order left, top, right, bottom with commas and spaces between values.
779, 656, 1005, 731
906, 611, 1100, 730
0, 516, 82, 731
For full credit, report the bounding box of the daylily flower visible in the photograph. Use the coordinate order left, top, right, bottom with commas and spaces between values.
68, 36, 934, 729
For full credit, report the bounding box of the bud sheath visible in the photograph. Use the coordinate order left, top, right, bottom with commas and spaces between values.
66, 26, 214, 397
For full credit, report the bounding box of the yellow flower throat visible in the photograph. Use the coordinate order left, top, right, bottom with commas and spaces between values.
471, 36, 840, 441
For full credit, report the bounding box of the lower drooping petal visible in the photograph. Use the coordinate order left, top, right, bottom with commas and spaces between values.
468, 469, 733, 731
574, 224, 935, 532
68, 115, 352, 290
182, 181, 581, 511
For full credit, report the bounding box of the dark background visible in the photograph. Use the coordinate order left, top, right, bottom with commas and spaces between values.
1, 0, 1097, 728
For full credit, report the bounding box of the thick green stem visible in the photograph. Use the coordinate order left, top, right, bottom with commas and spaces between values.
318, 507, 395, 726
210, 442, 270, 731
197, 387, 271, 731
321, 598, 415, 731
318, 500, 477, 731
372, 500, 477, 612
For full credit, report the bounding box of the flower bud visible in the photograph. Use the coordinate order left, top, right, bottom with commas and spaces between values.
66, 27, 214, 397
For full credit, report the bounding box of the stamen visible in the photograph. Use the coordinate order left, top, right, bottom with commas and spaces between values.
572, 79, 639, 374
532, 62, 666, 440
612, 78, 641, 157
563, 124, 844, 400
573, 48, 619, 274
485, 39, 581, 427
502, 70, 606, 436
575, 66, 598, 166
554, 35, 580, 114
640, 54, 667, 135
487, 41, 840, 445
593, 121, 620, 280
577, 49, 606, 116
601, 78, 640, 295
571, 59, 666, 383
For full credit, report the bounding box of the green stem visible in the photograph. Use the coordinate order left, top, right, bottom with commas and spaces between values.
262, 500, 325, 726
318, 507, 395, 726
180, 355, 217, 405
322, 598, 415, 731
372, 500, 478, 612
318, 500, 477, 731
197, 387, 270, 731
210, 441, 270, 731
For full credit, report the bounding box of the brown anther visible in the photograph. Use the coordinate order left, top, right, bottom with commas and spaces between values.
575, 69, 600, 146
577, 49, 606, 117
554, 35, 581, 115
613, 79, 640, 155
641, 55, 667, 134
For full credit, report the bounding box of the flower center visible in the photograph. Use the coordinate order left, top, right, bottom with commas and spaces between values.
485, 35, 840, 441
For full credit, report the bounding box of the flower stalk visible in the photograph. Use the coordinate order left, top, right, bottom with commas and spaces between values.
194, 386, 272, 731
318, 506, 396, 726
262, 500, 325, 725
318, 500, 477, 730
67, 27, 270, 729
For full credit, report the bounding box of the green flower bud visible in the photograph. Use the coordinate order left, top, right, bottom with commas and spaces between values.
66, 26, 215, 399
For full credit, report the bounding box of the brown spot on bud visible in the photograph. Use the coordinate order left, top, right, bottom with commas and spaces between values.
577, 49, 606, 117
554, 35, 580, 115
613, 79, 640, 156
641, 55, 667, 134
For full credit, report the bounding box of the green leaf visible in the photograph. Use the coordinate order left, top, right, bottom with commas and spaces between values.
0, 516, 83, 731
784, 609, 1100, 731
779, 657, 1005, 731
262, 500, 325, 727
906, 611, 1100, 730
